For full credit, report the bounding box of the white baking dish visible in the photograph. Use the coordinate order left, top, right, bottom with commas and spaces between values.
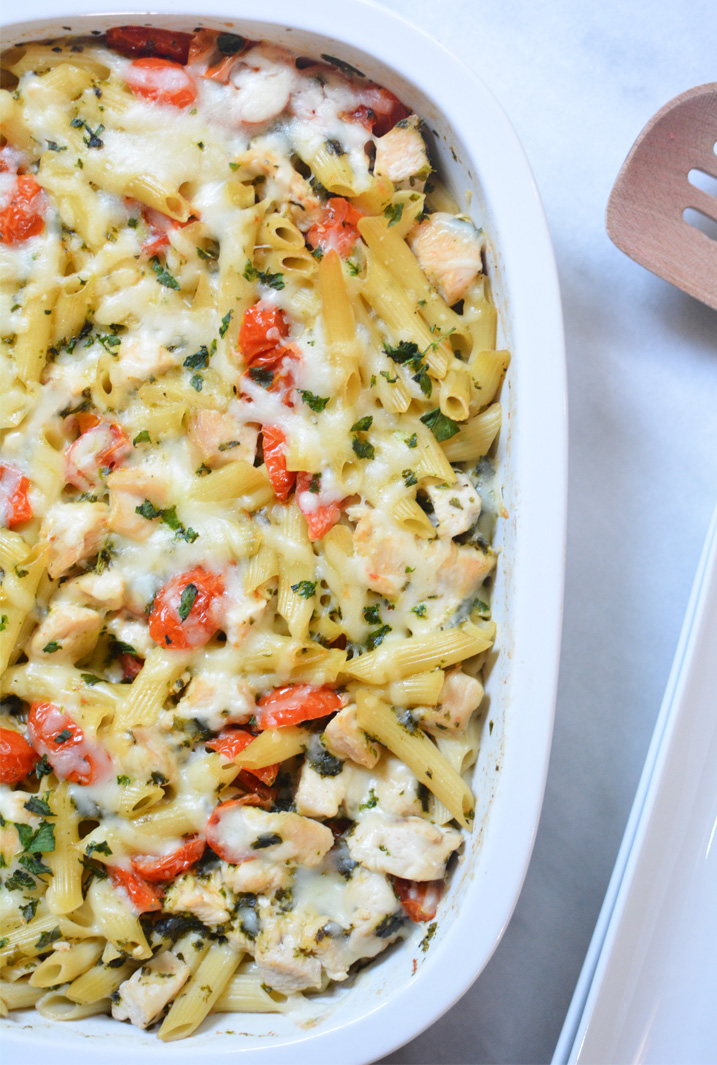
0, 2, 566, 1061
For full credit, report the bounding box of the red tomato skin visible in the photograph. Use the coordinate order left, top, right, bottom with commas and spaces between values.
148, 566, 225, 650
27, 701, 109, 785
342, 86, 410, 137
205, 798, 252, 862
106, 26, 194, 64
130, 835, 206, 882
239, 303, 290, 363
262, 425, 295, 501
0, 728, 39, 784
392, 877, 443, 922
0, 463, 33, 527
306, 197, 363, 258
0, 175, 45, 245
124, 58, 198, 109
118, 652, 144, 681
64, 421, 131, 491
256, 684, 341, 729
208, 728, 279, 786
295, 472, 343, 541
109, 865, 162, 912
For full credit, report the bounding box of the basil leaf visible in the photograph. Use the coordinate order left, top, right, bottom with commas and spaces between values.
178, 583, 198, 622
298, 390, 329, 413
420, 408, 461, 441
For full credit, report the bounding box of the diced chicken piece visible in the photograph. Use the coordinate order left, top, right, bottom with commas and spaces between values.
221, 587, 267, 648
173, 671, 255, 732
417, 668, 484, 734
29, 603, 102, 663
425, 472, 482, 538
347, 810, 462, 881
111, 950, 190, 1029
342, 754, 424, 820
295, 761, 349, 819
107, 467, 170, 541
69, 570, 126, 611
408, 212, 484, 305
221, 856, 291, 896
41, 501, 109, 579
162, 870, 230, 926
322, 704, 380, 769
351, 504, 494, 616
207, 805, 333, 868
110, 333, 176, 391
374, 114, 430, 191
187, 409, 258, 469
344, 867, 406, 958
235, 146, 321, 229
254, 910, 323, 993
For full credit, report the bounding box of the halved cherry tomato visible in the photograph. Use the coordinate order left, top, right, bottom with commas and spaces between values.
0, 727, 39, 784
130, 835, 206, 882
392, 877, 443, 922
0, 175, 45, 245
117, 652, 144, 681
188, 29, 251, 83
295, 472, 343, 542
342, 85, 410, 137
208, 727, 279, 786
65, 419, 131, 492
140, 206, 196, 257
306, 198, 363, 259
205, 798, 257, 863
261, 425, 295, 501
124, 57, 198, 109
255, 684, 341, 729
235, 772, 278, 808
239, 302, 290, 364
325, 817, 352, 841
0, 145, 24, 174
148, 566, 225, 650
0, 463, 33, 528
27, 701, 110, 785
109, 865, 162, 912
106, 26, 194, 64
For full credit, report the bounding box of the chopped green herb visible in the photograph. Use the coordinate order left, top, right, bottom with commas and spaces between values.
53, 728, 72, 744
308, 473, 321, 493
248, 367, 274, 388
366, 624, 391, 650
310, 246, 324, 260
346, 258, 360, 276
96, 333, 120, 354
352, 435, 375, 460
5, 869, 36, 892
243, 261, 285, 290
351, 415, 373, 432
0, 615, 7, 632
85, 840, 112, 857
375, 912, 405, 938
150, 256, 180, 290
80, 673, 103, 686
178, 583, 198, 622
411, 603, 427, 617
127, 216, 139, 228
32, 755, 52, 779
190, 373, 204, 392
116, 774, 130, 786
217, 440, 240, 452
299, 390, 329, 413
402, 468, 418, 487
135, 499, 160, 520
21, 897, 39, 923
42, 641, 62, 654
35, 928, 62, 951
420, 921, 438, 952
15, 819, 55, 855
183, 342, 215, 370
359, 787, 378, 810
420, 408, 461, 441
291, 580, 317, 599
251, 833, 282, 849
380, 370, 397, 383
384, 203, 404, 227
46, 141, 67, 152
132, 429, 151, 445
219, 310, 232, 337
325, 138, 345, 156
23, 796, 52, 817
363, 604, 381, 625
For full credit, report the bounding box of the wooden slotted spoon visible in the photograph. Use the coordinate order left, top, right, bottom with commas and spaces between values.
606, 83, 717, 310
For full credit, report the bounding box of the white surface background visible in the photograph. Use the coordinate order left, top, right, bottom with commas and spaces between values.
373, 0, 717, 1062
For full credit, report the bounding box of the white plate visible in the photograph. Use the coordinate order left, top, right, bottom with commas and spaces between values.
554, 504, 717, 1065
1, 3, 566, 1061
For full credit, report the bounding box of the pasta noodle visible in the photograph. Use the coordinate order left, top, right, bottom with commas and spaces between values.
0, 23, 506, 1041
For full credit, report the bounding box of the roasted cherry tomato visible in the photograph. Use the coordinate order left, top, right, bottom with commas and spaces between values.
106, 26, 194, 64
0, 175, 45, 245
239, 302, 290, 364
65, 418, 131, 492
261, 425, 295, 501
148, 566, 225, 650
0, 727, 39, 784
306, 197, 363, 258
117, 652, 144, 681
342, 85, 410, 137
123, 57, 198, 109
0, 463, 33, 528
392, 877, 443, 922
208, 727, 279, 786
295, 472, 343, 541
130, 835, 206, 882
108, 865, 162, 912
27, 701, 110, 785
255, 684, 341, 729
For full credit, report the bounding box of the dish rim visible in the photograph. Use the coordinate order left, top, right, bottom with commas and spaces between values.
0, 2, 567, 1061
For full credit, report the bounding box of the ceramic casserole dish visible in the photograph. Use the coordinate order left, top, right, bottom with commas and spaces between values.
0, 1, 566, 1061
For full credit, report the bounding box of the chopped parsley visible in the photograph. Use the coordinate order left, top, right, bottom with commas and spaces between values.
42, 641, 62, 654
46, 140, 67, 153
135, 498, 160, 520
346, 258, 360, 276
402, 468, 418, 487
132, 429, 151, 445
359, 787, 378, 811
298, 390, 329, 413
291, 580, 317, 599
23, 796, 52, 817
411, 603, 427, 618
363, 604, 381, 625
190, 373, 204, 392
420, 408, 461, 441
178, 583, 198, 622
383, 340, 432, 396
14, 819, 55, 855
375, 912, 405, 938
251, 833, 283, 849
248, 367, 274, 388
219, 310, 233, 338
35, 928, 62, 951
85, 840, 112, 857
80, 673, 103, 686
0, 615, 7, 632
183, 340, 216, 371
384, 202, 404, 227
53, 728, 72, 744
366, 624, 391, 651
350, 415, 373, 432
243, 261, 285, 290
116, 775, 130, 786
352, 435, 375, 460
150, 256, 180, 290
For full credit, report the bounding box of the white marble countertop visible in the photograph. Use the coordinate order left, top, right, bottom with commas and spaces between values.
374, 0, 717, 1061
